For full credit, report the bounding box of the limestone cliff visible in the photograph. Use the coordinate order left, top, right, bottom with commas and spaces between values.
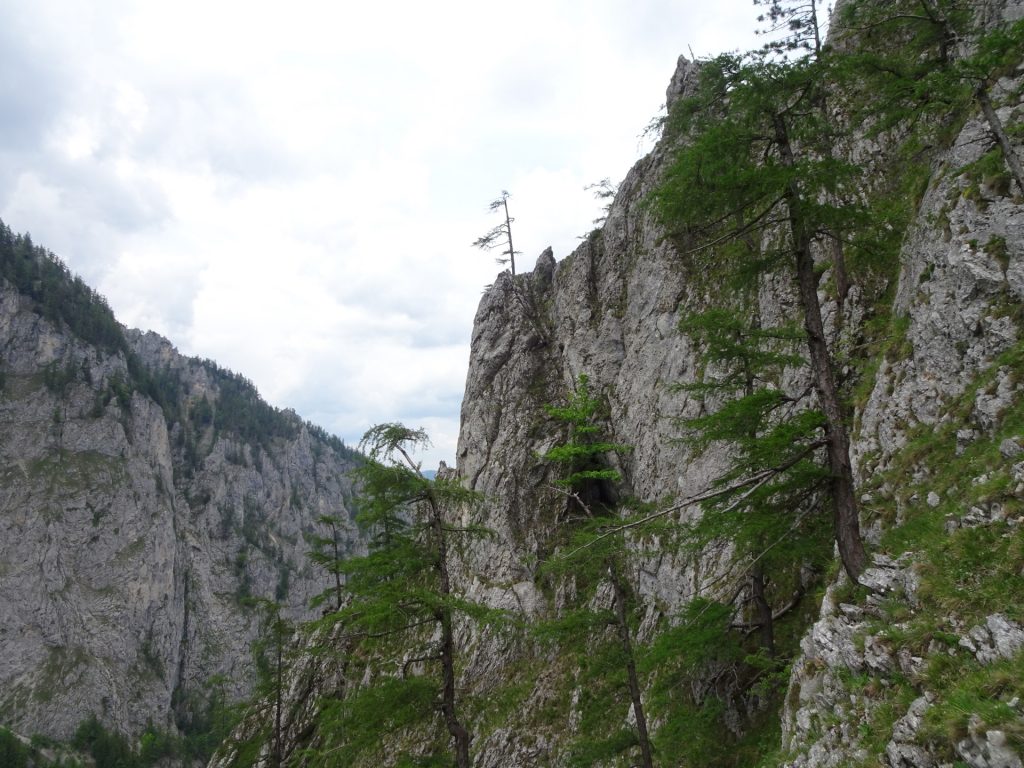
0, 255, 360, 742
215, 2, 1024, 760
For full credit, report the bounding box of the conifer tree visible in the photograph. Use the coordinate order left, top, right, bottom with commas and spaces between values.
840, 0, 1024, 194
754, 0, 825, 57
307, 514, 350, 612
539, 375, 655, 768
676, 304, 832, 653
473, 191, 519, 276
248, 598, 292, 768
651, 46, 871, 581
312, 424, 485, 768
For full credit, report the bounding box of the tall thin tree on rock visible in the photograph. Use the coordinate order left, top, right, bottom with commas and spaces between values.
473, 190, 519, 276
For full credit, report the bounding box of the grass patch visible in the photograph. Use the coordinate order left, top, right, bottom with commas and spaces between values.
920, 652, 1024, 754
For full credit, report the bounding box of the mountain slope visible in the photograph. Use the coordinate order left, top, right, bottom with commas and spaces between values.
0, 224, 362, 743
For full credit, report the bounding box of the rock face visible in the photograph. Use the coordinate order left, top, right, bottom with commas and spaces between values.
211, 12, 1024, 762
457, 22, 1024, 766
0, 276, 359, 741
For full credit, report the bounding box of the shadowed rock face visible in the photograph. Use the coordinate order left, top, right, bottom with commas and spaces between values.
0, 280, 361, 740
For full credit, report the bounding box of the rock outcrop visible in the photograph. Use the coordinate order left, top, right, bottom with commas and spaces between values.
10, 1, 1024, 764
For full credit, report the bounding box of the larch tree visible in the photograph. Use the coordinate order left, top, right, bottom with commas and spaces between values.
839, 0, 1024, 194
473, 191, 519, 276
311, 424, 487, 768
651, 47, 871, 581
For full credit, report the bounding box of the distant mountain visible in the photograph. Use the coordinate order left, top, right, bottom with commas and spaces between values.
0, 220, 362, 748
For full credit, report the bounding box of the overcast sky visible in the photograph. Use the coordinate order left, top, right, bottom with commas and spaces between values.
0, 1, 767, 468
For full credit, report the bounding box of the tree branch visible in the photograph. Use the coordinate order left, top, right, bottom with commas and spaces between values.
402, 652, 443, 678
556, 438, 827, 560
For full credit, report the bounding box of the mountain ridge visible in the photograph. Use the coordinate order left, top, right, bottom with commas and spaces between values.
0, 224, 363, 746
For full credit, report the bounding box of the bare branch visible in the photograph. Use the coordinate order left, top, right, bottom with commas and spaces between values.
555, 438, 827, 561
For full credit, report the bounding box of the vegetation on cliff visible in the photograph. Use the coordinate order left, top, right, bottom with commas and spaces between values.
3, 0, 1023, 766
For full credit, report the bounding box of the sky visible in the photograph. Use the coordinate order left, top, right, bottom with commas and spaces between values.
0, 0, 766, 468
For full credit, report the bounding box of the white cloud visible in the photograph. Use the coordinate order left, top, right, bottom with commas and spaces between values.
0, 0, 765, 468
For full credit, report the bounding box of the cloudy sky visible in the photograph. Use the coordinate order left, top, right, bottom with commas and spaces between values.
0, 0, 766, 467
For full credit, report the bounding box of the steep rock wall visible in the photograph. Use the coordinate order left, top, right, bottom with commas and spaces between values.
0, 280, 360, 741
208, 6, 1024, 764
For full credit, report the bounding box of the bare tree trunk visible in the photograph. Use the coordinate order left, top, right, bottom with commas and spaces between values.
773, 113, 868, 582
610, 563, 655, 768
431, 503, 472, 768
750, 565, 775, 656
502, 195, 517, 277
976, 85, 1024, 196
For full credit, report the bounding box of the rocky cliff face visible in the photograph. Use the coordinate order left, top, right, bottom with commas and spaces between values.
0, 273, 360, 741
211, 4, 1024, 759
455, 5, 1024, 765
779, 16, 1024, 763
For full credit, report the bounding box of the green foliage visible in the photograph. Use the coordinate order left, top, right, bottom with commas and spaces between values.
307, 514, 352, 612
0, 728, 29, 768
310, 677, 442, 767
172, 677, 242, 764
753, 0, 826, 58
675, 300, 832, 628
541, 374, 631, 493
921, 652, 1024, 750
652, 51, 870, 267
307, 424, 489, 766
42, 361, 78, 395
537, 375, 656, 768
815, 340, 1024, 765
72, 716, 138, 768
642, 600, 746, 765
67, 695, 239, 768
839, 1, 1024, 193
137, 726, 177, 765
0, 220, 127, 354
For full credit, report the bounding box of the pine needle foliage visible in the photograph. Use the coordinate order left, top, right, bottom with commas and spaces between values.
308, 424, 489, 768
537, 374, 656, 768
